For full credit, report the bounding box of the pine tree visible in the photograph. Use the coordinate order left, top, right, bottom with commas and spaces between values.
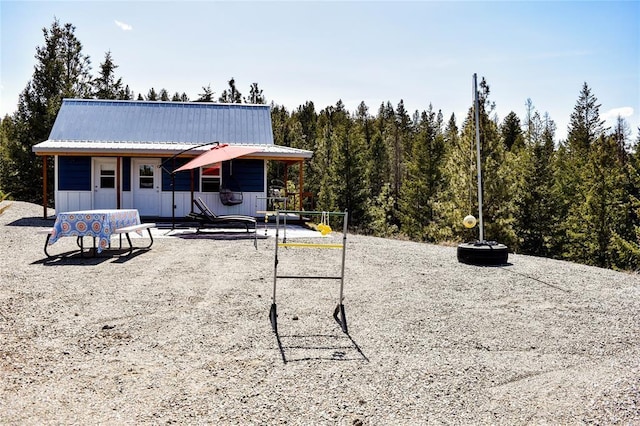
523, 98, 542, 145
290, 102, 318, 207
313, 104, 346, 212
367, 132, 389, 201
93, 51, 123, 99
358, 101, 388, 206
566, 82, 606, 156
219, 78, 242, 103
514, 112, 558, 256
391, 100, 411, 211
364, 182, 398, 237
558, 83, 608, 263
146, 87, 158, 101
610, 127, 640, 270
196, 85, 215, 102
565, 134, 628, 267
399, 105, 447, 241
551, 141, 573, 257
171, 92, 190, 102
0, 19, 92, 203
295, 101, 318, 150
118, 85, 133, 100
559, 86, 627, 268
270, 105, 289, 148
501, 111, 524, 151
159, 88, 170, 101
332, 112, 369, 227
440, 113, 470, 241
245, 83, 265, 104
611, 115, 631, 162
371, 102, 394, 197
362, 102, 395, 233
0, 115, 17, 195
33, 20, 93, 102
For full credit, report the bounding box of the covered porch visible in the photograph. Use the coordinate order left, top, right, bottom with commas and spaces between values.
33, 143, 313, 220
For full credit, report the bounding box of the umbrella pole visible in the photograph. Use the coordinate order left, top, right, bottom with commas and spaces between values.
158, 141, 221, 231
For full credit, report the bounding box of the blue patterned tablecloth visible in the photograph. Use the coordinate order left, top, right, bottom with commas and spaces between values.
48, 209, 141, 253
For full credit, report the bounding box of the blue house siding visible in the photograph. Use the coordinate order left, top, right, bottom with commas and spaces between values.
122, 157, 131, 191
162, 158, 198, 192
58, 156, 132, 192
56, 156, 263, 194
222, 159, 264, 192
58, 156, 91, 191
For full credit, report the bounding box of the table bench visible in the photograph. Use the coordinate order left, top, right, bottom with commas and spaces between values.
39, 223, 155, 258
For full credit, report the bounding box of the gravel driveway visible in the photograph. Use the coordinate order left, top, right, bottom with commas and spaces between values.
1, 201, 639, 424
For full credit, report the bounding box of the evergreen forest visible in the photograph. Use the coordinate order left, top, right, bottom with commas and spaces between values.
2, 19, 639, 271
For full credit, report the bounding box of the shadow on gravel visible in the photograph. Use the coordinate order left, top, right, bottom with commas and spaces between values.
498, 265, 571, 293
6, 217, 55, 227
32, 248, 150, 266
174, 231, 267, 241
462, 262, 514, 268
273, 331, 369, 364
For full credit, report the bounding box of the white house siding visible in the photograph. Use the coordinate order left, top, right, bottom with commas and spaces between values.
54, 191, 92, 213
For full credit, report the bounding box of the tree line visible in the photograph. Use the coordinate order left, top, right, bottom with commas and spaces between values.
2, 19, 639, 271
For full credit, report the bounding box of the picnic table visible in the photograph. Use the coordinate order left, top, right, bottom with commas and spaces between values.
41, 209, 154, 257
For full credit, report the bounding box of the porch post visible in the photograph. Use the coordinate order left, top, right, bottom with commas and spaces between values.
298, 160, 303, 211
190, 169, 194, 212
42, 156, 48, 218
284, 164, 289, 191
116, 156, 121, 209
283, 163, 289, 209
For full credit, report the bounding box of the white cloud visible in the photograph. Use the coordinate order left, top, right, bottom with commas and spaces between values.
115, 20, 133, 31
602, 107, 634, 122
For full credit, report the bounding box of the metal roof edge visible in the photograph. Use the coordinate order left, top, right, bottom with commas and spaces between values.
33, 140, 313, 159
61, 98, 271, 109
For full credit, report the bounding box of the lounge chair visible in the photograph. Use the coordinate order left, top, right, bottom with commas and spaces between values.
188, 197, 257, 247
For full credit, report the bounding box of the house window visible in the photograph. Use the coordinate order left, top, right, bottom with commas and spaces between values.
100, 165, 115, 189
139, 164, 154, 189
201, 165, 221, 192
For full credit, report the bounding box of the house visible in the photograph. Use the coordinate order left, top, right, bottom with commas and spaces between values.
32, 99, 313, 218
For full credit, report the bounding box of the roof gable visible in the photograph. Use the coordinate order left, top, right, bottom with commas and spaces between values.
48, 99, 274, 145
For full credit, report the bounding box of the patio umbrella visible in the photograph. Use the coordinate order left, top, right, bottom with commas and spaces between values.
173, 144, 261, 173
162, 142, 262, 230
202, 165, 220, 175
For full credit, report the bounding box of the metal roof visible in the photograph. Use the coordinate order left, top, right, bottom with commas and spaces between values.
32, 99, 313, 159
46, 99, 274, 145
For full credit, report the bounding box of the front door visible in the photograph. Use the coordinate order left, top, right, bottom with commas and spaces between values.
133, 159, 160, 216
93, 158, 117, 209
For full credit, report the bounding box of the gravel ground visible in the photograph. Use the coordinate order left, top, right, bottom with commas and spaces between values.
1, 200, 639, 425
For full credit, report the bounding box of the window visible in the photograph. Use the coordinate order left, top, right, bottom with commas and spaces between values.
201, 165, 221, 192
139, 164, 154, 189
100, 165, 115, 189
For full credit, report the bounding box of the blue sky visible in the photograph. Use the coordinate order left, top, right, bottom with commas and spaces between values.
1, 1, 639, 141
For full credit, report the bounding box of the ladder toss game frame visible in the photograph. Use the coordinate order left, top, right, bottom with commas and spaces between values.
270, 210, 349, 334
